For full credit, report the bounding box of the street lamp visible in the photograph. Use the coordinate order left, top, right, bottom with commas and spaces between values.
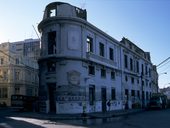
158, 72, 167, 76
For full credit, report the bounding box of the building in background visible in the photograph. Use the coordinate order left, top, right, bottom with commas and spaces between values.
13, 38, 40, 60
0, 40, 39, 106
38, 2, 158, 114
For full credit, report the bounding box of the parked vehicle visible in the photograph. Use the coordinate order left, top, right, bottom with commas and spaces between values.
148, 93, 167, 109
11, 94, 37, 111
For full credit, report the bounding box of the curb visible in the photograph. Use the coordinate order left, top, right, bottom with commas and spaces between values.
12, 109, 145, 120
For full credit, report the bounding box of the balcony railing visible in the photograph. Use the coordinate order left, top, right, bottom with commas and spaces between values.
86, 52, 117, 68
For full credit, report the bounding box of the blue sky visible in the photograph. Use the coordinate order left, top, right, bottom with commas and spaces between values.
0, 0, 170, 88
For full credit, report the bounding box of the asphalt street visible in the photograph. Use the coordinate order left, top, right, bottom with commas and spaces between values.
0, 108, 170, 128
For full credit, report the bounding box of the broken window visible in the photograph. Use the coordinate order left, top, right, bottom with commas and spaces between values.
99, 42, 104, 57
109, 48, 114, 60
50, 9, 56, 17
87, 36, 93, 52
47, 62, 56, 72
48, 31, 56, 55
88, 65, 95, 75
131, 90, 135, 97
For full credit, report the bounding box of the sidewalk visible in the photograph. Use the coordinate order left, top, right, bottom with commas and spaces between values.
13, 109, 145, 120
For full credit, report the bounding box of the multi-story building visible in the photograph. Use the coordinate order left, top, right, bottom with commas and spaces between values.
38, 2, 158, 114
120, 38, 157, 109
0, 41, 39, 106
13, 38, 40, 60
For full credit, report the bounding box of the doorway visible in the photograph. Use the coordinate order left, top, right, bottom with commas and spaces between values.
101, 88, 107, 112
48, 83, 56, 113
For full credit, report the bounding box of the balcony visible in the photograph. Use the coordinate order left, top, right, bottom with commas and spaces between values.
86, 52, 117, 68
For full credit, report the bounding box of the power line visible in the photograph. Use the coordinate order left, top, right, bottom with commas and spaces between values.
156, 57, 170, 68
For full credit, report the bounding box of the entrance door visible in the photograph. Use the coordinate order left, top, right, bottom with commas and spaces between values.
101, 88, 107, 112
48, 83, 56, 113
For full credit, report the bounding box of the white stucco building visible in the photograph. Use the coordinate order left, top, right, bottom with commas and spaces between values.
38, 2, 158, 114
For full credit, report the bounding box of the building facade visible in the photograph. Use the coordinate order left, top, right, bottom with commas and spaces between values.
120, 38, 157, 109
0, 41, 39, 106
38, 2, 158, 114
13, 38, 40, 60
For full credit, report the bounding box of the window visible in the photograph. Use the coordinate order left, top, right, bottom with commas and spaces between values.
47, 62, 56, 72
142, 80, 144, 86
99, 43, 104, 57
111, 88, 116, 100
125, 75, 128, 82
87, 36, 93, 52
101, 69, 106, 78
130, 58, 133, 71
145, 65, 148, 75
0, 88, 8, 98
48, 31, 56, 55
111, 71, 115, 80
149, 68, 151, 77
109, 48, 114, 60
89, 85, 95, 105
125, 89, 129, 100
50, 9, 56, 17
88, 65, 95, 75
3, 71, 8, 80
141, 64, 144, 75
124, 55, 128, 68
131, 77, 134, 84
146, 92, 149, 100
136, 61, 139, 73
15, 71, 20, 80
137, 90, 140, 99
131, 90, 135, 97
0, 58, 4, 65
15, 87, 20, 94
16, 58, 19, 64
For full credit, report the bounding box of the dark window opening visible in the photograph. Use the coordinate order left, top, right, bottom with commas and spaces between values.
111, 88, 116, 100
136, 61, 139, 73
87, 36, 93, 52
130, 58, 133, 71
111, 71, 115, 80
48, 31, 56, 55
141, 64, 144, 75
89, 85, 95, 105
131, 77, 134, 84
137, 90, 140, 99
88, 65, 95, 75
101, 69, 106, 78
124, 55, 128, 68
125, 89, 129, 100
109, 48, 114, 60
125, 75, 128, 82
145, 66, 148, 75
131, 90, 135, 97
99, 43, 104, 57
47, 62, 56, 72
